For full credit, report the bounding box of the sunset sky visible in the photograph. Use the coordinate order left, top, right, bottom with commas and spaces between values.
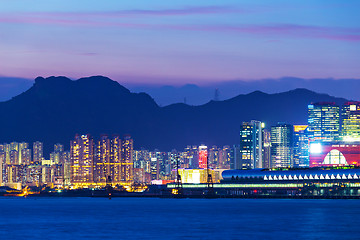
1, 0, 359, 85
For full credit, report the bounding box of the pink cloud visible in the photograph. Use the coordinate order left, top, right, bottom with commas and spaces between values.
1, 11, 359, 42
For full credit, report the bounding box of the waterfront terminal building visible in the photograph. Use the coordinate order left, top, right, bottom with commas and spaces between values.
167, 167, 360, 197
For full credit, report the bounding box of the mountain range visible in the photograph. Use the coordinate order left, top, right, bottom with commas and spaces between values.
0, 76, 348, 155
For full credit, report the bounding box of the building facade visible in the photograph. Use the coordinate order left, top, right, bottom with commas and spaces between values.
308, 102, 340, 141
270, 123, 293, 168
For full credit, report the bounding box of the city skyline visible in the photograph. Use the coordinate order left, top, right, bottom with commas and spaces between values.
1, 1, 360, 239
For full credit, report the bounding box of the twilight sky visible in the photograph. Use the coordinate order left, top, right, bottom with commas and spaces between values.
0, 0, 359, 87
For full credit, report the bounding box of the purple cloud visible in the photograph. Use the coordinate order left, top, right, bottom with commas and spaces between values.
1, 11, 359, 42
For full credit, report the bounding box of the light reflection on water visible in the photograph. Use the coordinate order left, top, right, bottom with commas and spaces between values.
0, 197, 359, 239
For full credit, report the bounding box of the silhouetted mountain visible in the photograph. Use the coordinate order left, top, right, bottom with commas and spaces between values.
0, 76, 349, 156
127, 77, 360, 106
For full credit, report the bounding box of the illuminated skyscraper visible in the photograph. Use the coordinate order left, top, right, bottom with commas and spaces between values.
110, 135, 122, 183
94, 134, 122, 184
50, 143, 64, 164
262, 129, 271, 169
239, 120, 264, 169
308, 102, 340, 141
18, 142, 29, 164
9, 150, 18, 165
198, 145, 208, 169
218, 146, 231, 169
293, 125, 309, 167
95, 135, 111, 183
33, 141, 44, 164
150, 153, 159, 180
21, 148, 31, 165
4, 144, 10, 164
70, 134, 95, 185
121, 135, 133, 183
63, 151, 71, 186
341, 102, 360, 141
270, 123, 294, 168
0, 151, 4, 185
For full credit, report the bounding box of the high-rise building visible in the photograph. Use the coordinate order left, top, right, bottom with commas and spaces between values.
341, 102, 360, 141
18, 142, 29, 164
70, 134, 95, 185
121, 135, 133, 183
0, 151, 4, 185
293, 125, 309, 167
21, 148, 31, 165
208, 146, 218, 169
110, 135, 122, 183
4, 144, 10, 164
218, 146, 231, 169
308, 102, 340, 141
63, 151, 71, 186
230, 145, 240, 169
239, 120, 264, 169
270, 123, 294, 168
262, 129, 271, 169
150, 154, 159, 180
33, 141, 44, 164
50, 143, 64, 164
95, 134, 111, 183
198, 145, 208, 169
9, 150, 19, 165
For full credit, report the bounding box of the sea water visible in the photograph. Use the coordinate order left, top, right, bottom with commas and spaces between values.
0, 197, 359, 239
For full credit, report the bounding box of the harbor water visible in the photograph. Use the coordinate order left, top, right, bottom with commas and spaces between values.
0, 197, 359, 239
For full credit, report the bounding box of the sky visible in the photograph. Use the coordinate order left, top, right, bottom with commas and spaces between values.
0, 0, 359, 86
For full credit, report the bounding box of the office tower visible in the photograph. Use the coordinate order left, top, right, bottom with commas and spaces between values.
157, 151, 167, 179
18, 142, 29, 164
262, 129, 271, 169
33, 141, 44, 164
150, 153, 159, 180
293, 125, 309, 167
70, 134, 95, 185
308, 102, 340, 141
198, 145, 208, 169
239, 120, 264, 169
270, 123, 294, 168
121, 135, 133, 183
341, 102, 360, 141
230, 145, 240, 169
